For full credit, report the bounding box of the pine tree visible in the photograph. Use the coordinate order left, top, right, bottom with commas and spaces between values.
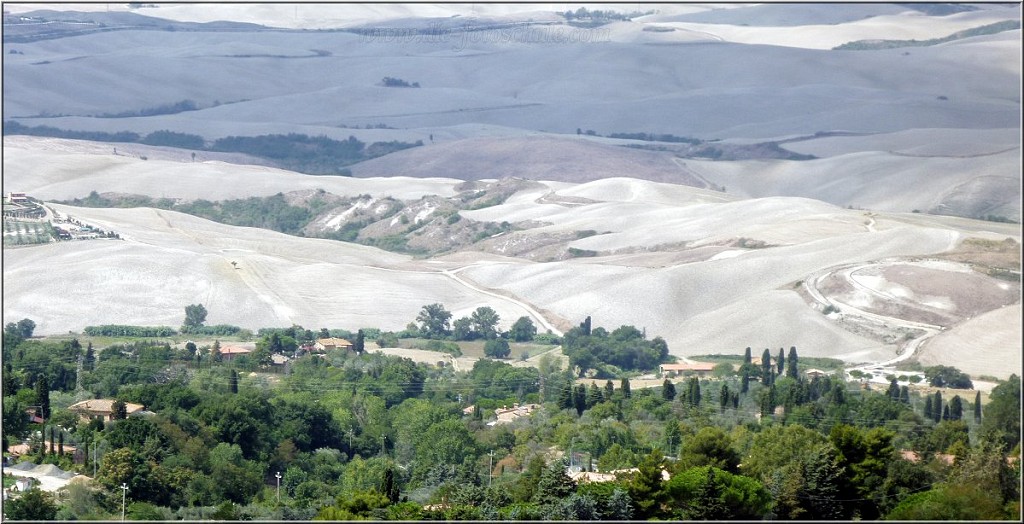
212, 339, 223, 362
604, 380, 615, 402
620, 377, 631, 399
974, 391, 982, 423
786, 346, 798, 379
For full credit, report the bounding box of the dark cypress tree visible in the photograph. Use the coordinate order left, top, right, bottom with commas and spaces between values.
604, 380, 615, 402
974, 391, 982, 423
777, 348, 785, 376
731, 392, 739, 409
942, 405, 950, 421
760, 349, 772, 384
49, 426, 55, 455
887, 379, 900, 400
719, 383, 730, 413
933, 391, 942, 423
688, 377, 701, 407
34, 376, 50, 420
587, 382, 603, 407
355, 329, 365, 354
620, 377, 631, 399
924, 395, 934, 420
581, 316, 592, 337
383, 466, 400, 504
58, 431, 64, 456
740, 371, 750, 394
786, 346, 798, 379
900, 385, 910, 404
229, 369, 239, 394
743, 347, 752, 365
112, 399, 128, 420
84, 342, 96, 371
558, 381, 574, 410
949, 395, 963, 421
662, 379, 676, 401
573, 384, 587, 415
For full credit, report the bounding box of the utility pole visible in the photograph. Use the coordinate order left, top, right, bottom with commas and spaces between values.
488, 450, 494, 488
275, 471, 282, 504
121, 483, 128, 521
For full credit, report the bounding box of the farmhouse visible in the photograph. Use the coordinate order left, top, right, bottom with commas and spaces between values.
659, 361, 716, 377
489, 403, 540, 426
314, 337, 353, 352
68, 399, 144, 421
218, 345, 253, 362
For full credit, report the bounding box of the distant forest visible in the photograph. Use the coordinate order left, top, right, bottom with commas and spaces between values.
2, 121, 422, 176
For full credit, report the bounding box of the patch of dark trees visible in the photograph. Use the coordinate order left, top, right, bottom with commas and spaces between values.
3, 121, 423, 176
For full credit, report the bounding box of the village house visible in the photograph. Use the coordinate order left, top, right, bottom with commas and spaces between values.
659, 361, 716, 377
68, 399, 144, 422
488, 403, 540, 426
314, 337, 353, 352
218, 345, 253, 362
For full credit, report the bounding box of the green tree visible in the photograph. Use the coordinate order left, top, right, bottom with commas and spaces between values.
183, 303, 208, 328
776, 347, 785, 376
719, 383, 730, 412
483, 338, 511, 359
354, 329, 365, 353
470, 306, 500, 340
533, 461, 577, 506
979, 374, 1020, 450
3, 487, 58, 520
625, 449, 667, 519
416, 303, 452, 338
974, 390, 982, 423
949, 395, 963, 421
661, 379, 676, 401
16, 318, 36, 339
34, 374, 50, 419
786, 346, 798, 378
620, 377, 631, 398
678, 427, 740, 473
111, 399, 128, 420
760, 348, 772, 384
229, 369, 238, 394
509, 316, 537, 342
